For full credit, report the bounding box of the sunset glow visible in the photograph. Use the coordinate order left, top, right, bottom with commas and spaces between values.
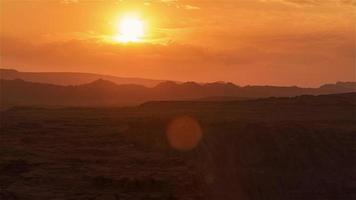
0, 0, 355, 86
0, 1, 354, 199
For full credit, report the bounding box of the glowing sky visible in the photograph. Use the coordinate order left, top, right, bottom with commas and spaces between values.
1, 0, 355, 86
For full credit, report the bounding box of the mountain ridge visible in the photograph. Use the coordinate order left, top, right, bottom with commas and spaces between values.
1, 78, 355, 107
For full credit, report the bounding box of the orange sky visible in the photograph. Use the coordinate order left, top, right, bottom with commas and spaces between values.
1, 0, 355, 86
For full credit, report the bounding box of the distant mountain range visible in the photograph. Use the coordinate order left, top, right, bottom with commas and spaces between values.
1, 77, 355, 107
0, 68, 163, 87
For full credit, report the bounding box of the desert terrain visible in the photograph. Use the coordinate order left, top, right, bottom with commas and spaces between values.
0, 93, 355, 200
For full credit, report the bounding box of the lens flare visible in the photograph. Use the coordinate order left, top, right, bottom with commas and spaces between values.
166, 116, 203, 151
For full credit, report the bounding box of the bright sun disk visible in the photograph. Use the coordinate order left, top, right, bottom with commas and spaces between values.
116, 17, 144, 42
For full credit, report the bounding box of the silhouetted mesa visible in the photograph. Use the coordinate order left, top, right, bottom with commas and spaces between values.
1, 77, 355, 107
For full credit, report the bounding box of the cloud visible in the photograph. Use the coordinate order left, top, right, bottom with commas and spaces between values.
184, 5, 200, 10
142, 0, 201, 10
61, 0, 79, 4
264, 0, 356, 6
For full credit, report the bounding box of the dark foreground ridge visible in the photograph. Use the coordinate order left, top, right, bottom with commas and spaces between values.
140, 92, 356, 109
0, 93, 355, 199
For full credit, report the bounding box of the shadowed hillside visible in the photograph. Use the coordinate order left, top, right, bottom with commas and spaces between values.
1, 78, 355, 107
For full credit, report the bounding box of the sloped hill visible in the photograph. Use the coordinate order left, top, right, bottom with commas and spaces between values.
0, 68, 163, 87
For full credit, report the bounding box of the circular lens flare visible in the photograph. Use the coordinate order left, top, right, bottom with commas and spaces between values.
166, 116, 203, 151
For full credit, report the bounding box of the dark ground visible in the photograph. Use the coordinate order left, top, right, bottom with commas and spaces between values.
0, 93, 355, 200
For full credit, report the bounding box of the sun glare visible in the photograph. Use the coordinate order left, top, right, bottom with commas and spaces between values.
116, 17, 144, 43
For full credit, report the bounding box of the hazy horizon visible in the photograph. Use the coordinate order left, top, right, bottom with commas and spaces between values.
1, 67, 356, 88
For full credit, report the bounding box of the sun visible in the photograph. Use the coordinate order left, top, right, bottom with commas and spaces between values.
115, 17, 144, 43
